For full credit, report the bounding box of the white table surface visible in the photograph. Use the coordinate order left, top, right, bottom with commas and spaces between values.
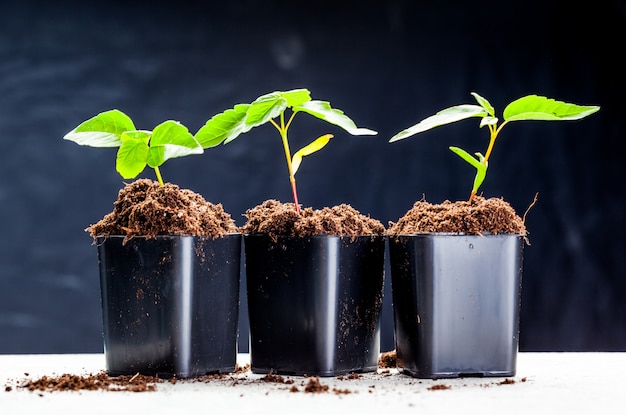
1, 352, 623, 414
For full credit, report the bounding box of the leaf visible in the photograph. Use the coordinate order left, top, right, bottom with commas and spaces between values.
293, 100, 377, 136
245, 92, 289, 128
503, 95, 600, 122
147, 120, 203, 168
479, 116, 498, 128
116, 131, 150, 179
63, 109, 135, 147
291, 134, 333, 175
449, 146, 488, 194
449, 146, 483, 169
280, 88, 311, 107
471, 92, 495, 117
389, 104, 487, 142
195, 104, 250, 147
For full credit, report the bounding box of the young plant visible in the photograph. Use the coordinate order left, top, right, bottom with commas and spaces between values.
64, 109, 203, 186
195, 88, 377, 214
389, 93, 600, 202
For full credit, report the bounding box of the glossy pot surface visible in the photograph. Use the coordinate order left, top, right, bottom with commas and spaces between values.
390, 233, 524, 378
98, 234, 241, 378
245, 234, 385, 377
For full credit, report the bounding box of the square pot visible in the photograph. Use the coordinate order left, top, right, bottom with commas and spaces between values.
245, 234, 385, 376
389, 233, 524, 378
97, 234, 241, 378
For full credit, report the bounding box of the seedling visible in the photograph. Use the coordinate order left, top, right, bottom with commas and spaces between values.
195, 88, 376, 214
390, 93, 600, 202
64, 109, 203, 186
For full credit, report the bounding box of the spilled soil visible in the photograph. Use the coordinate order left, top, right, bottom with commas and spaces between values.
378, 351, 397, 369
242, 199, 385, 241
13, 371, 162, 393
87, 179, 238, 241
387, 196, 527, 236
4, 363, 526, 395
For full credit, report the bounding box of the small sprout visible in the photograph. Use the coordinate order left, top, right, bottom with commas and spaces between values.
196, 89, 376, 214
64, 109, 203, 186
389, 93, 600, 201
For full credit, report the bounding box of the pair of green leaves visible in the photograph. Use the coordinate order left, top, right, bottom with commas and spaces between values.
64, 110, 202, 185
192, 89, 377, 212
195, 88, 376, 174
389, 93, 600, 200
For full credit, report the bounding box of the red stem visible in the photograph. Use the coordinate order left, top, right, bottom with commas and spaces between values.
290, 179, 301, 214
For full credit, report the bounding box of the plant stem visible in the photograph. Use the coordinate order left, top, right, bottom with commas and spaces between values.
271, 113, 301, 214
483, 120, 508, 164
154, 166, 165, 186
469, 120, 509, 203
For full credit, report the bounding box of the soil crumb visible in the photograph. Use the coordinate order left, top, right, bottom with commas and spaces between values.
17, 372, 161, 393
304, 377, 329, 393
387, 196, 526, 235
378, 350, 397, 369
428, 384, 452, 391
242, 199, 385, 241
87, 179, 238, 240
235, 364, 250, 374
260, 372, 294, 385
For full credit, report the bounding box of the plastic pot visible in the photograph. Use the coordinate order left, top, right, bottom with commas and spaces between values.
97, 234, 241, 378
389, 233, 524, 378
245, 234, 385, 376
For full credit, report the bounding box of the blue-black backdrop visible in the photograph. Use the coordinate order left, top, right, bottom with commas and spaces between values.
1, 0, 624, 354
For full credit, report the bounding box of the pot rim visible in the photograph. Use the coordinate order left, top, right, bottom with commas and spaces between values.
388, 232, 526, 237
243, 233, 385, 239
95, 232, 242, 240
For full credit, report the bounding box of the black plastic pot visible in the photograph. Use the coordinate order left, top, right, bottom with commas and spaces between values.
97, 234, 241, 378
245, 234, 385, 377
389, 233, 524, 378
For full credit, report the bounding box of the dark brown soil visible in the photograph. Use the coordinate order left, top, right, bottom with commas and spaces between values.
387, 196, 527, 235
303, 377, 329, 393
16, 371, 162, 393
87, 179, 238, 241
261, 372, 294, 385
428, 384, 452, 391
378, 350, 397, 369
242, 199, 385, 241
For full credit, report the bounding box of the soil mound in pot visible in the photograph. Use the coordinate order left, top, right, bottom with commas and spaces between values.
87, 179, 238, 240
242, 199, 385, 241
387, 196, 527, 235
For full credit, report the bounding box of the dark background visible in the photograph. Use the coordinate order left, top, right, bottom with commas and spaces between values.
1, 0, 624, 354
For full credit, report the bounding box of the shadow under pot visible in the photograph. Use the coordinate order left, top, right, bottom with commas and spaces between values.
97, 234, 242, 378
245, 234, 386, 377
389, 233, 524, 379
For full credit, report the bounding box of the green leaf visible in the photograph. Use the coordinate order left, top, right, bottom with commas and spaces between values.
449, 146, 483, 170
116, 131, 150, 179
63, 109, 135, 147
479, 116, 498, 128
292, 134, 333, 175
471, 92, 495, 117
503, 95, 601, 122
147, 120, 203, 168
389, 104, 487, 142
195, 104, 250, 147
293, 100, 377, 136
279, 89, 311, 107
245, 92, 289, 128
449, 146, 487, 195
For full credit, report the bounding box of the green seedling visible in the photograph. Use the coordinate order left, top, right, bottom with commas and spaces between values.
389, 93, 600, 202
195, 88, 376, 214
64, 109, 203, 186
